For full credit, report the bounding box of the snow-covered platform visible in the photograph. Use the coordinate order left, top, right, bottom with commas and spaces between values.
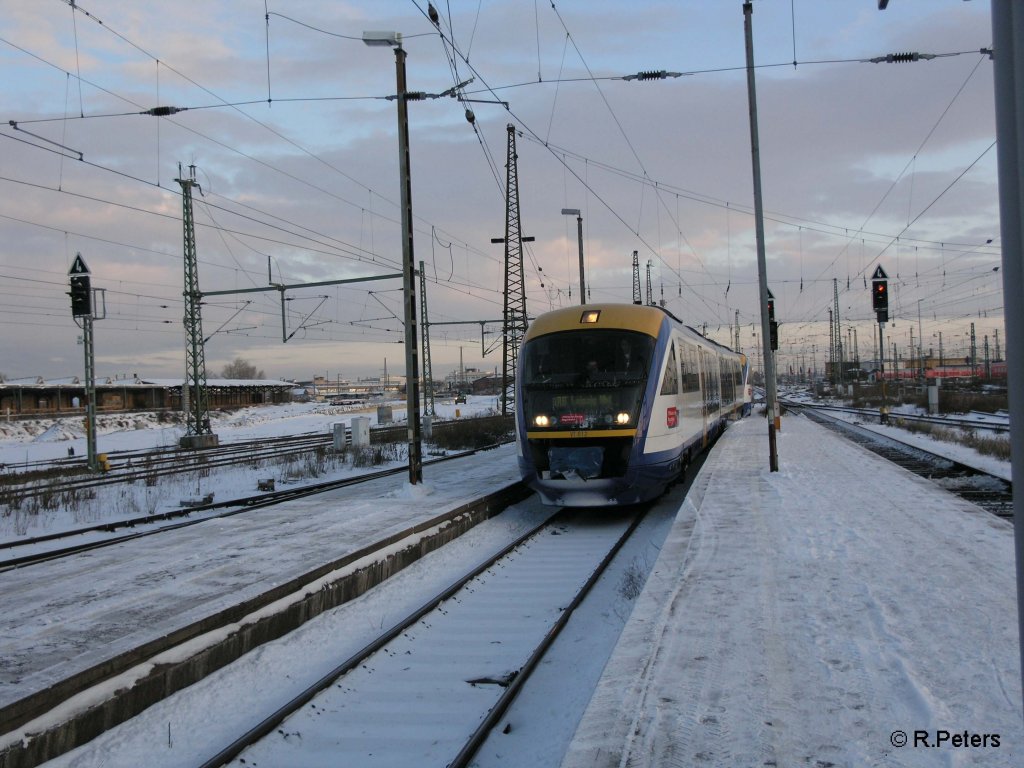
562, 412, 1022, 767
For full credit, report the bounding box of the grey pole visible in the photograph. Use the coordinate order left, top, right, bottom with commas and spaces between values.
561, 208, 585, 305
83, 313, 97, 470
990, 0, 1024, 719
576, 214, 585, 305
743, 1, 779, 471
394, 45, 422, 483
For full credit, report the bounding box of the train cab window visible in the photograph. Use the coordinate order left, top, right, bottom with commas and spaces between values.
660, 342, 679, 395
521, 330, 654, 432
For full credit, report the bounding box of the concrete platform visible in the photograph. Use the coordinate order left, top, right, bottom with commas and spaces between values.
562, 412, 1022, 767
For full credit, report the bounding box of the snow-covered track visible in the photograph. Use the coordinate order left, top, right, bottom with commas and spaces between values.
788, 404, 1013, 518
0, 481, 529, 768
1, 415, 513, 501
0, 444, 506, 572
199, 508, 645, 768
782, 400, 1009, 433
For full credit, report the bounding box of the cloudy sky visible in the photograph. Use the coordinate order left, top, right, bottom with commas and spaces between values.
0, 1, 1000, 383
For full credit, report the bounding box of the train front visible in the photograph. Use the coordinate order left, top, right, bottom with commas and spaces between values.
514, 304, 663, 506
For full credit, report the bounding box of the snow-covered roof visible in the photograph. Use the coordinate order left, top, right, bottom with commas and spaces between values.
0, 377, 296, 388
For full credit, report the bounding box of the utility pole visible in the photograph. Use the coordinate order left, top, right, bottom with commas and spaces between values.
491, 124, 532, 417
970, 322, 978, 380
828, 309, 834, 385
743, 0, 779, 470
177, 164, 218, 450
910, 326, 915, 383
631, 251, 642, 305
561, 208, 585, 305
917, 298, 925, 383
645, 260, 653, 305
419, 260, 434, 417
990, 0, 1024, 715
833, 278, 843, 388
393, 43, 423, 483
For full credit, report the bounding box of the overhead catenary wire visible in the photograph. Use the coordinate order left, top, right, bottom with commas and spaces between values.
6, 3, 999, 364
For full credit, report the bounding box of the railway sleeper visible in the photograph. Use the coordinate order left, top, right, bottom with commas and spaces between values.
0, 482, 529, 768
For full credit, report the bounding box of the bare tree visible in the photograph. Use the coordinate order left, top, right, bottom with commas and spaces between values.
221, 357, 265, 380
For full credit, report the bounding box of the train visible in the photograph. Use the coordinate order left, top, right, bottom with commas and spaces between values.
514, 303, 750, 506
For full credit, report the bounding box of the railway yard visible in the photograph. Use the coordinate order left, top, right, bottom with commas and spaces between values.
0, 397, 1020, 767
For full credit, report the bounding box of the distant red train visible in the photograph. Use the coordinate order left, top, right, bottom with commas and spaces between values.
877, 362, 1007, 380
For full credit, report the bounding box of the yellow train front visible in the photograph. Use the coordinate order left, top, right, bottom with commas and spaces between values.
515, 303, 747, 506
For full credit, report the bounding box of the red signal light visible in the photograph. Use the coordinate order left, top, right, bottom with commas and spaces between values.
872, 279, 889, 313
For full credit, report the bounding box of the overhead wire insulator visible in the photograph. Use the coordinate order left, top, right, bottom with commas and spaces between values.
622, 70, 683, 81
143, 106, 186, 116
868, 52, 937, 64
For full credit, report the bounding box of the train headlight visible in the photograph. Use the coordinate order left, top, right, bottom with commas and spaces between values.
534, 414, 552, 428
614, 411, 631, 425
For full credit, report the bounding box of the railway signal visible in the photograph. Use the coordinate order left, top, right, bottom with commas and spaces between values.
872, 266, 889, 323
767, 288, 778, 351
68, 254, 92, 317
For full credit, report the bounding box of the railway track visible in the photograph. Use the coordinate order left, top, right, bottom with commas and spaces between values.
0, 443, 507, 571
0, 466, 532, 768
784, 400, 1009, 433
202, 508, 646, 768
787, 403, 1013, 518
0, 415, 512, 502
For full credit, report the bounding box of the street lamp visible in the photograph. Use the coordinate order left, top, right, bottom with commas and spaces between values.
561, 208, 585, 305
363, 29, 422, 484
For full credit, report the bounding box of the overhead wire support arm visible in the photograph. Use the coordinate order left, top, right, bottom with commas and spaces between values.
423, 319, 507, 357
284, 295, 330, 342
200, 273, 402, 297
200, 272, 402, 343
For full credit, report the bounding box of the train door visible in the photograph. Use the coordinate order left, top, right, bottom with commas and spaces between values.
697, 346, 709, 445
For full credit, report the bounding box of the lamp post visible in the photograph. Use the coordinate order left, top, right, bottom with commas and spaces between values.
363, 30, 422, 484
561, 208, 585, 305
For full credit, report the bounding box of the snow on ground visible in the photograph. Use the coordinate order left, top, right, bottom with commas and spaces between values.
0, 395, 502, 541
2, 398, 1020, 766
562, 414, 1021, 768
781, 390, 1013, 481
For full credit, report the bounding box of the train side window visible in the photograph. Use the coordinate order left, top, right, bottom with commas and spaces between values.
682, 345, 700, 393
660, 342, 679, 395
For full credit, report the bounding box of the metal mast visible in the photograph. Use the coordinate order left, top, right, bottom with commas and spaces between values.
631, 250, 642, 304
645, 260, 653, 305
498, 124, 528, 416
828, 308, 835, 386
833, 278, 843, 388
970, 322, 978, 379
176, 164, 216, 447
419, 260, 435, 416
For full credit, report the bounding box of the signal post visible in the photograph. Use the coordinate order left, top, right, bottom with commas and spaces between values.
872, 266, 889, 416
68, 253, 102, 471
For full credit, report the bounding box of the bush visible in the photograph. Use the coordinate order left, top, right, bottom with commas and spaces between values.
901, 420, 1010, 461
429, 415, 514, 451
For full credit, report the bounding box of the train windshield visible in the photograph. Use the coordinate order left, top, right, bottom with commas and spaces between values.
520, 330, 654, 431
